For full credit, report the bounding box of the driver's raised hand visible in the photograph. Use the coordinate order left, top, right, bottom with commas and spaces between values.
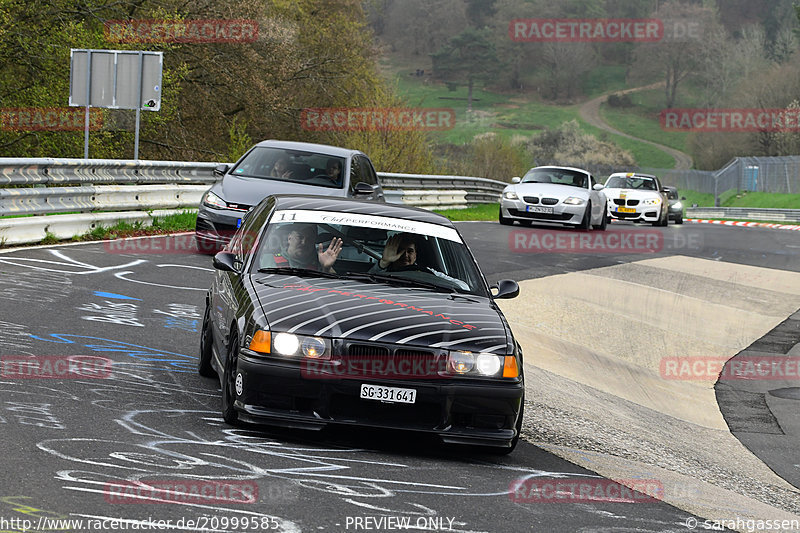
379, 234, 403, 269
317, 237, 343, 272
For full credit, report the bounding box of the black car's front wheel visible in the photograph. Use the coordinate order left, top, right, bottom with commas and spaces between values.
221, 332, 240, 425
198, 304, 216, 377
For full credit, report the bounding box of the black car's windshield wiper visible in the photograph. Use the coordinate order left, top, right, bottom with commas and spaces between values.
343, 272, 455, 293
257, 267, 341, 279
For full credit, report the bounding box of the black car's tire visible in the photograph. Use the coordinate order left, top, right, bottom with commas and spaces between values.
675, 215, 683, 225
221, 333, 240, 425
499, 208, 513, 226
592, 209, 607, 231
578, 203, 592, 230
198, 304, 216, 378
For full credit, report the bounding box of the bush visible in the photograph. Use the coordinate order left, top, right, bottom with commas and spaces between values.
607, 93, 633, 108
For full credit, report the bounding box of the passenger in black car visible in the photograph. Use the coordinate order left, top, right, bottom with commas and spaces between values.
371, 233, 468, 290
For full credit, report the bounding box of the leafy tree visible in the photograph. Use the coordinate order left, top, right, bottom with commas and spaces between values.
431, 27, 501, 111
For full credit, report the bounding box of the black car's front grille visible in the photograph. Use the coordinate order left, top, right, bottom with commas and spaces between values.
347, 344, 390, 357
226, 202, 251, 211
339, 343, 443, 378
522, 196, 540, 204
541, 197, 558, 205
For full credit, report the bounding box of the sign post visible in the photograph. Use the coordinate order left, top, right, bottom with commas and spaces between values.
69, 49, 163, 160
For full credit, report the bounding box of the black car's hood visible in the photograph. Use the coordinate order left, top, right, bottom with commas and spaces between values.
251, 275, 513, 355
214, 175, 345, 206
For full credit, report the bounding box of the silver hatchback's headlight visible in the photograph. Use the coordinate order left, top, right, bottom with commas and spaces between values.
203, 191, 227, 209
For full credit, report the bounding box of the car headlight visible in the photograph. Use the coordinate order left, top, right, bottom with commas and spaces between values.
248, 330, 331, 360
672, 201, 682, 209
503, 191, 518, 200
563, 197, 585, 205
203, 191, 227, 209
447, 351, 517, 378
643, 198, 662, 205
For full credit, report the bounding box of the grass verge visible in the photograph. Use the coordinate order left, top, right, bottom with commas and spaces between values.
51, 211, 198, 245
433, 204, 498, 221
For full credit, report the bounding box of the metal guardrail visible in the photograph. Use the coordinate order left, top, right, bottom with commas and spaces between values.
0, 158, 219, 186
2, 157, 798, 246
685, 207, 800, 223
0, 159, 505, 245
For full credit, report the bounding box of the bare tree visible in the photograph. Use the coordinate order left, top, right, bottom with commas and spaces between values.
632, 1, 717, 109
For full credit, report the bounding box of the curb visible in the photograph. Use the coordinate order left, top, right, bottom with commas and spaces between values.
686, 219, 800, 231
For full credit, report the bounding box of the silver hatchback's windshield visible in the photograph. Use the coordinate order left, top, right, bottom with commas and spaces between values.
232, 147, 346, 189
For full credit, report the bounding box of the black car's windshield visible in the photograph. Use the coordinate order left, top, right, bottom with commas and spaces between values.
606, 175, 658, 190
521, 168, 588, 188
249, 209, 489, 296
231, 146, 346, 189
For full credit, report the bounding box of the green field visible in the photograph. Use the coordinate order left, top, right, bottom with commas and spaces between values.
387, 59, 683, 169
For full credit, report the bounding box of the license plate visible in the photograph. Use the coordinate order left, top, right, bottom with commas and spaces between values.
236, 218, 242, 228
616, 207, 635, 213
360, 384, 416, 404
526, 206, 554, 214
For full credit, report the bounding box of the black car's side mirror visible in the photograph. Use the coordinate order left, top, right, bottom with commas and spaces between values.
213, 251, 241, 273
353, 182, 375, 195
681, 196, 686, 200
214, 164, 230, 177
492, 279, 520, 299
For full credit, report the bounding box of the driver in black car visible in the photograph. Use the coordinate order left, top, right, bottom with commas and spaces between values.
260, 223, 342, 273
371, 233, 468, 290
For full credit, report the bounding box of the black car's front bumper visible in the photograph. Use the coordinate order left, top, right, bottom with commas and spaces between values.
234, 352, 524, 448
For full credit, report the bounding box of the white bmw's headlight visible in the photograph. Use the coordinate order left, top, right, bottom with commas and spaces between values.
503, 191, 518, 200
644, 198, 662, 205
563, 196, 585, 205
203, 191, 227, 209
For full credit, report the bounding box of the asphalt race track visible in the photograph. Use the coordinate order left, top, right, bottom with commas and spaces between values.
0, 220, 798, 533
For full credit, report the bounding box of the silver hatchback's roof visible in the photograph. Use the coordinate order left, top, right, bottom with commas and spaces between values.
255, 139, 363, 158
